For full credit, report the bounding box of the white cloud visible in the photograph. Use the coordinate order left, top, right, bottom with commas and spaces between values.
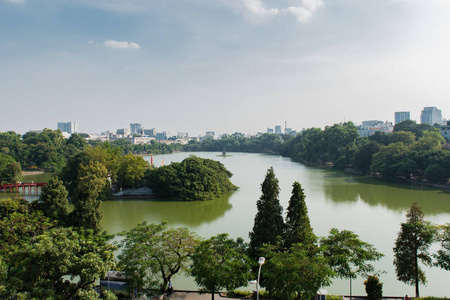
242, 0, 279, 16
103, 40, 141, 49
242, 0, 323, 22
4, 0, 25, 3
288, 0, 324, 23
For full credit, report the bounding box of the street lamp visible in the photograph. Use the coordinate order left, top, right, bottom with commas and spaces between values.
257, 257, 265, 300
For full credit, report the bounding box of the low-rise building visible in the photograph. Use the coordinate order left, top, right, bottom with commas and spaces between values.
357, 121, 393, 137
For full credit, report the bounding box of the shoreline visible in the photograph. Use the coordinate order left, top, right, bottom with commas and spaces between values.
22, 171, 46, 176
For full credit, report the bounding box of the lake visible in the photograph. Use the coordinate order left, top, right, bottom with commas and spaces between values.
3, 152, 449, 296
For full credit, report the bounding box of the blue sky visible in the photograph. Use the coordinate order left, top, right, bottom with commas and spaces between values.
1, 0, 449, 135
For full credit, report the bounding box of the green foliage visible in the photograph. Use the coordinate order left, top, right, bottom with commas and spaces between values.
393, 203, 437, 297
5, 227, 116, 299
1, 161, 22, 184
284, 182, 315, 249
371, 143, 418, 179
191, 234, 253, 300
0, 197, 56, 257
434, 223, 450, 271
326, 295, 344, 300
146, 156, 237, 201
248, 167, 284, 259
70, 161, 108, 233
38, 176, 69, 221
424, 164, 449, 184
388, 131, 416, 145
117, 154, 150, 189
262, 244, 333, 300
352, 141, 380, 174
394, 120, 439, 139
320, 228, 383, 280
118, 222, 200, 296
364, 275, 383, 300
227, 290, 251, 298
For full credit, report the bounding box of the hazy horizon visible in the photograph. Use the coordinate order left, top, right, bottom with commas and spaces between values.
1, 0, 449, 136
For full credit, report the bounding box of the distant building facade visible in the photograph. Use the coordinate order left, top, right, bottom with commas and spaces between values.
57, 122, 77, 134
440, 121, 450, 141
116, 128, 130, 136
267, 128, 274, 133
275, 125, 282, 134
420, 107, 442, 125
130, 123, 142, 135
395, 111, 410, 124
143, 128, 156, 137
357, 121, 393, 137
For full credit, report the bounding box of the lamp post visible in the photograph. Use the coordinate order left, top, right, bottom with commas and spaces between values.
257, 257, 265, 300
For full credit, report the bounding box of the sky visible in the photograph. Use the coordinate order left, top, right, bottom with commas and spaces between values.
1, 0, 450, 136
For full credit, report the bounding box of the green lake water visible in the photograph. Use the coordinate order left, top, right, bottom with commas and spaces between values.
3, 152, 449, 296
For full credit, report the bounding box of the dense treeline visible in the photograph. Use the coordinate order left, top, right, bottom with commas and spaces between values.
183, 121, 450, 184
183, 133, 286, 154
0, 129, 182, 183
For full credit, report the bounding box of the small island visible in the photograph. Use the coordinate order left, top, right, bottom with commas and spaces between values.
146, 155, 238, 201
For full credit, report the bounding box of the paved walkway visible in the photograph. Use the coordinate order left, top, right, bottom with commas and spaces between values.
150, 291, 242, 300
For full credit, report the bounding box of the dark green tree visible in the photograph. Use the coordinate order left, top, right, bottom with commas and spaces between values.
38, 176, 69, 221
393, 203, 436, 297
364, 275, 383, 300
352, 141, 380, 174
1, 162, 22, 184
191, 234, 252, 300
284, 182, 315, 249
248, 167, 284, 259
434, 223, 450, 271
70, 161, 108, 234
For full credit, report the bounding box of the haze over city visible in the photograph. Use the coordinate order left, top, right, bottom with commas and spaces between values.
1, 0, 449, 135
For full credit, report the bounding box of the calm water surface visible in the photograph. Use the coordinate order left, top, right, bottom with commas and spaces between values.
3, 152, 449, 296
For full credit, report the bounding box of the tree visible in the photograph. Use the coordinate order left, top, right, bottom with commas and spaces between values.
393, 203, 436, 297
6, 227, 116, 300
434, 223, 450, 271
320, 228, 383, 297
248, 167, 284, 259
70, 161, 108, 233
262, 244, 333, 300
38, 176, 69, 221
1, 162, 22, 184
191, 234, 252, 300
352, 141, 380, 174
284, 182, 315, 249
364, 275, 383, 300
118, 222, 200, 297
117, 154, 149, 189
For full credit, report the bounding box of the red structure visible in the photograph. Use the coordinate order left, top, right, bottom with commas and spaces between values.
0, 182, 47, 194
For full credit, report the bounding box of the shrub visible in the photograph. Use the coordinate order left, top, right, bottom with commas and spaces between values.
364, 275, 383, 300
326, 295, 343, 300
228, 290, 251, 298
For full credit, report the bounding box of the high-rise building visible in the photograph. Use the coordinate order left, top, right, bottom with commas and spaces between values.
116, 128, 130, 136
130, 123, 142, 135
395, 111, 410, 124
143, 128, 156, 137
57, 122, 77, 134
420, 107, 442, 125
274, 125, 282, 134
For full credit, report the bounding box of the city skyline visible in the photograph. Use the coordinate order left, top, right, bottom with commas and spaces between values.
1, 0, 450, 136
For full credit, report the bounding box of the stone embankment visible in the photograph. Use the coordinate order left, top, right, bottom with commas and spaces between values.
113, 187, 155, 198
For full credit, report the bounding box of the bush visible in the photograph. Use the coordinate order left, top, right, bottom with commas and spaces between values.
326, 295, 343, 300
364, 275, 382, 300
227, 290, 251, 298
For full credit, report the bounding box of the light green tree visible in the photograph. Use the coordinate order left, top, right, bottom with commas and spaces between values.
118, 222, 200, 297
117, 154, 149, 189
393, 203, 436, 297
434, 223, 450, 271
262, 244, 333, 300
6, 227, 116, 300
191, 233, 252, 300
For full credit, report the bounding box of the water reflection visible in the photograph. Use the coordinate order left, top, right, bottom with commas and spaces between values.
101, 193, 233, 234
322, 170, 450, 215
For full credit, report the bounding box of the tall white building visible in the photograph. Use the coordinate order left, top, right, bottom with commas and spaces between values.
275, 125, 282, 134
57, 122, 77, 134
395, 111, 410, 124
420, 107, 442, 125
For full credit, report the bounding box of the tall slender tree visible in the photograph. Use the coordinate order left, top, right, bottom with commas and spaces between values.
284, 181, 315, 249
248, 167, 284, 259
393, 203, 436, 297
